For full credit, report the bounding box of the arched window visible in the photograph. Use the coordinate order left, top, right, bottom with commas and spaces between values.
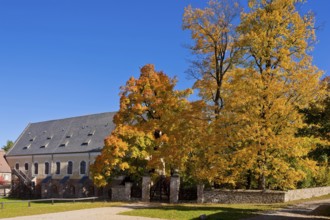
56, 162, 61, 175
34, 163, 38, 175
67, 161, 73, 175
45, 162, 50, 175
80, 161, 86, 175
15, 163, 19, 170
24, 163, 29, 171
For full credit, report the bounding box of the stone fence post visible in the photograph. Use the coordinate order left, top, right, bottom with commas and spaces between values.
41, 183, 47, 198
142, 176, 151, 202
170, 173, 180, 203
125, 182, 132, 201
197, 184, 204, 203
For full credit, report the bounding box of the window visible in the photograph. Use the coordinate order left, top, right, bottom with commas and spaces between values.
40, 143, 48, 148
34, 163, 38, 175
24, 163, 29, 171
45, 162, 50, 175
81, 139, 91, 146
23, 144, 30, 150
55, 162, 61, 175
80, 161, 86, 175
15, 163, 19, 170
67, 161, 73, 175
59, 141, 68, 147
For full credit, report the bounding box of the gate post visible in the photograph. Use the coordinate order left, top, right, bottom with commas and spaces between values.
41, 183, 47, 198
170, 172, 180, 203
125, 182, 132, 201
142, 175, 151, 202
197, 184, 204, 203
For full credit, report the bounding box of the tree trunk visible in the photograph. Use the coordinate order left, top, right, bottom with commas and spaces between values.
258, 173, 266, 190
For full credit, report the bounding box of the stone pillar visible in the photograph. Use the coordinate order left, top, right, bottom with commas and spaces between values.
197, 184, 204, 203
104, 184, 111, 199
125, 182, 132, 201
58, 184, 64, 198
41, 183, 47, 198
141, 176, 151, 202
77, 184, 83, 197
170, 173, 180, 203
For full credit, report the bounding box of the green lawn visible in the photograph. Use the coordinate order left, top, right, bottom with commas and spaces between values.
0, 194, 328, 219
0, 198, 122, 219
120, 203, 280, 220
121, 194, 330, 220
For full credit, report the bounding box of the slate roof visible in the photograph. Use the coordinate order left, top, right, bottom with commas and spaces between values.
6, 112, 116, 156
0, 150, 11, 173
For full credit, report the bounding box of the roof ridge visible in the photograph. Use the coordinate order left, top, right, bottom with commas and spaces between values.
30, 111, 116, 124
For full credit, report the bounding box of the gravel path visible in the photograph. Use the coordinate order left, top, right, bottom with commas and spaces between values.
1, 204, 163, 220
244, 198, 330, 220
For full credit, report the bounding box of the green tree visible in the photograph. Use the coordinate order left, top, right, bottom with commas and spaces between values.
2, 140, 13, 152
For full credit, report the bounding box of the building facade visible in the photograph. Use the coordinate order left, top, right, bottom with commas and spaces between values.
6, 112, 115, 198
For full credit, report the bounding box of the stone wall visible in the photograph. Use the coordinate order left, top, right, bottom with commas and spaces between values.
111, 182, 132, 201
200, 186, 330, 204
203, 189, 285, 204
285, 186, 330, 202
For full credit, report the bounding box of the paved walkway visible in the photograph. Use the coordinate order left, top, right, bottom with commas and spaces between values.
244, 198, 330, 220
2, 205, 162, 220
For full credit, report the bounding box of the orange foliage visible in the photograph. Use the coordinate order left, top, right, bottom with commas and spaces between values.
90, 64, 193, 186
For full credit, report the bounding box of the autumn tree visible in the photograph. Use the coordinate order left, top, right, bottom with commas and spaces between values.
298, 77, 330, 186
183, 0, 241, 116
90, 64, 193, 187
300, 77, 330, 161
182, 0, 245, 188
224, 0, 326, 190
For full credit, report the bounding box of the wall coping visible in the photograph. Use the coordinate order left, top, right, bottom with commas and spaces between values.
204, 189, 286, 194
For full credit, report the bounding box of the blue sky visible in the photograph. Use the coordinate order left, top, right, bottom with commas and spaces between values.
0, 0, 329, 147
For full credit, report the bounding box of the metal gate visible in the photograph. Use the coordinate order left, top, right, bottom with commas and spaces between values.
150, 175, 170, 202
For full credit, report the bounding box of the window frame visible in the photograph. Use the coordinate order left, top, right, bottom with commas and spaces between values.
45, 162, 50, 175
67, 161, 73, 175
24, 163, 29, 171
55, 161, 61, 175
80, 161, 86, 175
34, 162, 39, 175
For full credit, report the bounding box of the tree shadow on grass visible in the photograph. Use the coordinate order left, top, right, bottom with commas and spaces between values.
122, 205, 263, 220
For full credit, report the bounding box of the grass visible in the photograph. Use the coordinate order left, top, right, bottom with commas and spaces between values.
120, 194, 330, 220
120, 203, 279, 220
0, 198, 122, 219
0, 194, 328, 219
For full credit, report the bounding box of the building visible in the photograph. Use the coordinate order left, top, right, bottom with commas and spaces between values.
6, 112, 115, 198
0, 150, 11, 183
0, 150, 11, 196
